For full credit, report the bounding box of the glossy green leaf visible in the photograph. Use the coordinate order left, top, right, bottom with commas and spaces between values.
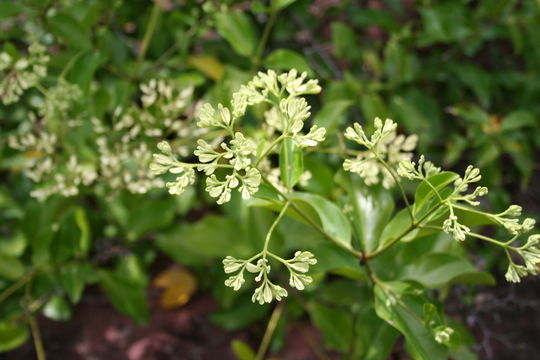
0, 2, 29, 20
374, 282, 448, 360
345, 176, 394, 253
291, 192, 352, 247
215, 11, 257, 58
0, 322, 29, 353
401, 253, 495, 288
279, 137, 303, 189
265, 49, 313, 76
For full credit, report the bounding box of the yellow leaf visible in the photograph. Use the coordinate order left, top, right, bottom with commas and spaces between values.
153, 267, 197, 309
188, 55, 224, 81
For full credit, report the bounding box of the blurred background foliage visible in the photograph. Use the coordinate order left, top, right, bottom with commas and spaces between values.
0, 0, 539, 358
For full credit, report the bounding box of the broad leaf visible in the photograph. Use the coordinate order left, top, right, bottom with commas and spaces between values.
265, 49, 313, 76
279, 137, 303, 189
400, 253, 495, 288
0, 322, 29, 353
374, 282, 448, 360
309, 302, 354, 352
291, 192, 352, 247
215, 11, 257, 58
313, 100, 352, 135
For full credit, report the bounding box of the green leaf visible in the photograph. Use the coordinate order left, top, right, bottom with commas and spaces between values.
98, 258, 149, 325
0, 2, 30, 20
500, 110, 537, 133
309, 302, 354, 352
211, 297, 270, 331
290, 192, 352, 247
59, 262, 92, 303
374, 282, 448, 360
43, 295, 72, 321
74, 207, 90, 256
313, 100, 352, 136
215, 11, 257, 58
272, 0, 298, 10
0, 322, 29, 353
231, 339, 256, 360
331, 22, 362, 61
344, 175, 394, 253
48, 13, 91, 49
279, 137, 303, 189
401, 253, 495, 288
156, 215, 253, 265
0, 253, 24, 280
413, 172, 459, 216
311, 242, 366, 280
264, 49, 313, 76
67, 50, 106, 95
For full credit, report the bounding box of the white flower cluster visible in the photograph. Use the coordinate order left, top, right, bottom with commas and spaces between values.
505, 235, 540, 283
343, 118, 418, 188
0, 43, 49, 104
232, 69, 325, 147
152, 69, 325, 204
38, 80, 82, 121
223, 250, 317, 304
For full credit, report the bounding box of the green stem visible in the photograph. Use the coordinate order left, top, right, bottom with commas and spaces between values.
137, 0, 162, 64
365, 201, 445, 260
263, 201, 290, 257
421, 224, 512, 248
253, 8, 278, 68
262, 176, 363, 259
375, 154, 414, 221
25, 282, 46, 360
254, 134, 285, 167
0, 271, 35, 304
255, 301, 285, 360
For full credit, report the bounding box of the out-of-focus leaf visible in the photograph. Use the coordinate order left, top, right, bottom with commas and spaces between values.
98, 256, 149, 325
272, 0, 298, 10
0, 322, 28, 353
156, 215, 252, 265
153, 268, 197, 309
331, 22, 361, 61
0, 254, 24, 280
189, 55, 224, 81
59, 262, 92, 303
308, 302, 354, 352
313, 99, 352, 135
231, 339, 256, 360
43, 295, 72, 321
49, 13, 91, 49
215, 11, 257, 58
264, 49, 313, 76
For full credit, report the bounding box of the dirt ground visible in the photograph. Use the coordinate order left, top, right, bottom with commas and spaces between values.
4, 274, 539, 360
